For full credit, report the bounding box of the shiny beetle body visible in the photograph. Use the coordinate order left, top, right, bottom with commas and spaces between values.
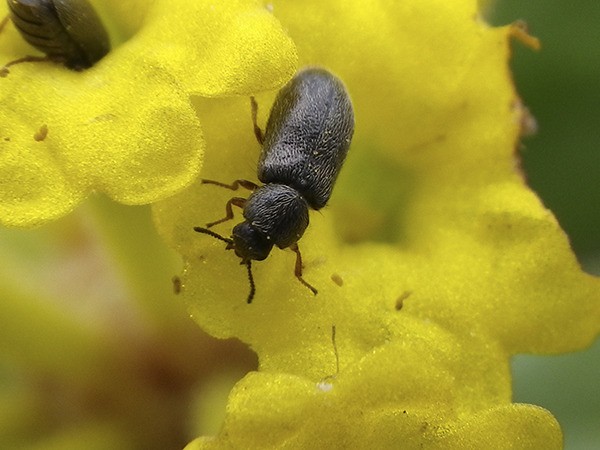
3, 0, 110, 71
195, 68, 354, 303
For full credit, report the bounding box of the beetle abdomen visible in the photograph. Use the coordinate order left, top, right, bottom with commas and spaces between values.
258, 68, 354, 210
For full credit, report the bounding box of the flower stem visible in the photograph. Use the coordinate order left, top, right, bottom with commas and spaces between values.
85, 195, 191, 331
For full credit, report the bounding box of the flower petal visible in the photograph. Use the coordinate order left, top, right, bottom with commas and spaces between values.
0, 0, 297, 226
136, 0, 298, 95
152, 0, 600, 446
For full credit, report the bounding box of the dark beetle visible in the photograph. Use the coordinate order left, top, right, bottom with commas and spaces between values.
195, 67, 354, 304
1, 0, 110, 75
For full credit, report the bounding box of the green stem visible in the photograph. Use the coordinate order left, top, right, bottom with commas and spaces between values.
85, 195, 190, 331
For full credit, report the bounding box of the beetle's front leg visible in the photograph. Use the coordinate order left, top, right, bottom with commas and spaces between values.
201, 179, 258, 191
206, 197, 247, 228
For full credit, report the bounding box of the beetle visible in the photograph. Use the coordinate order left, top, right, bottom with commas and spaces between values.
194, 67, 354, 303
1, 0, 110, 76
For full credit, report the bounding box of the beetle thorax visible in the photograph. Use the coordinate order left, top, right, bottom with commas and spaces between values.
241, 184, 310, 251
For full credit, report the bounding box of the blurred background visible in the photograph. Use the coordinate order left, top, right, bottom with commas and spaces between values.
489, 2, 600, 448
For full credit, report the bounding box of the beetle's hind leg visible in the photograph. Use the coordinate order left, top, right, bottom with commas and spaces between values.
206, 197, 246, 228
0, 15, 9, 34
0, 55, 52, 77
250, 96, 265, 145
290, 243, 318, 296
201, 179, 258, 191
0, 12, 53, 77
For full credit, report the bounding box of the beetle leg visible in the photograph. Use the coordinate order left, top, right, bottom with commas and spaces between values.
201, 179, 258, 191
0, 55, 52, 77
250, 96, 265, 145
206, 197, 246, 228
290, 243, 318, 295
0, 15, 9, 33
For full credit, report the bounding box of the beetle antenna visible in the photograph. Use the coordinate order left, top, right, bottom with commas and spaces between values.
193, 227, 233, 245
245, 260, 256, 304
195, 226, 256, 303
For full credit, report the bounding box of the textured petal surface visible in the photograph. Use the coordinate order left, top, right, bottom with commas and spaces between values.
0, 0, 296, 226
151, 0, 600, 447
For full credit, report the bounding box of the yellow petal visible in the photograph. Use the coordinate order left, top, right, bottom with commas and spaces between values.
137, 0, 298, 95
0, 0, 297, 226
152, 0, 600, 447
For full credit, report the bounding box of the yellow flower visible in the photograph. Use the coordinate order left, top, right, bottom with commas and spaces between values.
151, 1, 600, 448
0, 0, 296, 226
0, 0, 597, 448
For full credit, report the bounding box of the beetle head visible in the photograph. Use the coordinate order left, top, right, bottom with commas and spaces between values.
231, 221, 273, 262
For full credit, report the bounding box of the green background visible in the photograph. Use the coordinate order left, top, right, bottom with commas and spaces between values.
490, 2, 600, 448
